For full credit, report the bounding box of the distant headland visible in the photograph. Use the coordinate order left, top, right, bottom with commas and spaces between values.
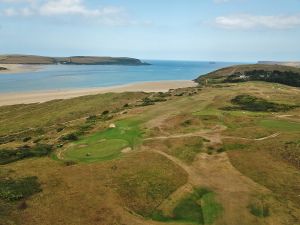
258, 61, 300, 68
0, 54, 150, 65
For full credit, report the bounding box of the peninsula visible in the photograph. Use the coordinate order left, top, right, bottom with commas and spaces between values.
0, 54, 149, 65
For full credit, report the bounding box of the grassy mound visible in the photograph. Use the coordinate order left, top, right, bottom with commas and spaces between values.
222, 95, 297, 112
63, 119, 142, 163
0, 176, 41, 201
153, 188, 222, 225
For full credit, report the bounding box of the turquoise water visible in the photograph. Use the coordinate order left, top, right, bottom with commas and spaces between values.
0, 60, 241, 93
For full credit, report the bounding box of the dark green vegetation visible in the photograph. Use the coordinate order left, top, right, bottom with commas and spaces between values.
195, 64, 300, 87
224, 70, 300, 87
152, 188, 222, 225
222, 95, 298, 112
248, 201, 270, 218
0, 144, 52, 165
0, 176, 41, 201
0, 54, 149, 65
0, 67, 7, 71
63, 119, 142, 162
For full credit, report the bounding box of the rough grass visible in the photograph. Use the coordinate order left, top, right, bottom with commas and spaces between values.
63, 119, 142, 163
0, 92, 148, 136
144, 137, 204, 164
259, 119, 300, 132
112, 151, 188, 218
228, 148, 300, 208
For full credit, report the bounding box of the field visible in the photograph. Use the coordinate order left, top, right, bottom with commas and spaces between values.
0, 78, 300, 225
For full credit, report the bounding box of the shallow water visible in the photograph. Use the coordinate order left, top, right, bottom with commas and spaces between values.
0, 60, 243, 93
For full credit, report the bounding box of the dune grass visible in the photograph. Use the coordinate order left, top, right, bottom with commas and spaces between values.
113, 151, 188, 218
63, 119, 142, 163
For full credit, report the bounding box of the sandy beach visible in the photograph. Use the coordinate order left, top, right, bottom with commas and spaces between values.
0, 64, 42, 73
0, 80, 197, 106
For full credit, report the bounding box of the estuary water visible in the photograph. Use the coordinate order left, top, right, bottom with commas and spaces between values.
0, 60, 242, 93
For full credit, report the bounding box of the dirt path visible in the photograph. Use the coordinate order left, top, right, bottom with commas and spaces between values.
223, 132, 280, 141
150, 148, 270, 225
145, 129, 280, 142
143, 124, 279, 225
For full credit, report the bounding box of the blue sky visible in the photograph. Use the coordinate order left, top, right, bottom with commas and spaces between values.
0, 0, 300, 61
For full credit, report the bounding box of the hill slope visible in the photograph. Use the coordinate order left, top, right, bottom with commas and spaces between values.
0, 55, 149, 65
0, 80, 300, 225
195, 64, 300, 87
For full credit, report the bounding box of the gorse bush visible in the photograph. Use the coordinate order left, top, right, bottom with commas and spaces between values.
248, 202, 270, 218
0, 176, 41, 201
60, 133, 79, 141
224, 70, 300, 87
222, 95, 297, 112
0, 144, 52, 165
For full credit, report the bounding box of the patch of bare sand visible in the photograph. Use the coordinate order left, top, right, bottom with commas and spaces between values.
0, 64, 41, 74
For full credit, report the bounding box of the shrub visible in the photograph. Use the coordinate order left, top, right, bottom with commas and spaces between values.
140, 97, 155, 106
224, 69, 300, 87
63, 160, 77, 166
60, 133, 79, 141
102, 110, 109, 115
56, 127, 64, 133
22, 137, 31, 142
248, 202, 270, 218
86, 115, 97, 122
0, 144, 52, 165
0, 176, 41, 201
222, 95, 297, 112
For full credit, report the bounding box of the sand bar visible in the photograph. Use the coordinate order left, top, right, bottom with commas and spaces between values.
0, 80, 197, 106
0, 64, 42, 74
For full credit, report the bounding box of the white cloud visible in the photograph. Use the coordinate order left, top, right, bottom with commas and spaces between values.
0, 0, 139, 26
215, 14, 300, 29
40, 0, 109, 16
3, 8, 18, 16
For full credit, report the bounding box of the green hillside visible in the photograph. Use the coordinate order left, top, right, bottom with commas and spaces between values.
195, 64, 300, 87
